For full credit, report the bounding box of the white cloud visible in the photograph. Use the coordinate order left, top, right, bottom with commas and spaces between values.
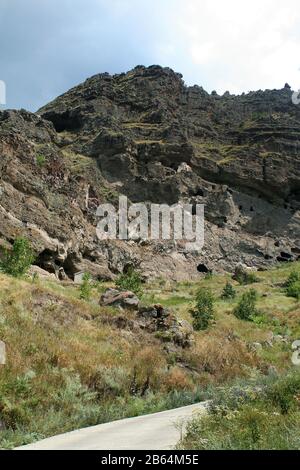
166, 0, 300, 93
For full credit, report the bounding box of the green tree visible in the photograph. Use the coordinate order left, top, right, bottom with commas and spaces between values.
286, 281, 300, 300
80, 273, 92, 300
221, 282, 236, 300
190, 288, 215, 331
0, 237, 35, 277
116, 267, 142, 296
284, 270, 300, 288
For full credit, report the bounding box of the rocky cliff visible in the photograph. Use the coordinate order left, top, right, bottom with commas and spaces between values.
1, 65, 300, 280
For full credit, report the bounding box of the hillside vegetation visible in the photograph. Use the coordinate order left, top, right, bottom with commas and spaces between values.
0, 261, 299, 448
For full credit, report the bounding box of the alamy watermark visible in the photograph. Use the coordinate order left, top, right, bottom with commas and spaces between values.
96, 196, 204, 252
0, 80, 6, 106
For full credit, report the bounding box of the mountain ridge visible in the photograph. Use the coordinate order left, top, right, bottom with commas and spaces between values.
1, 65, 300, 280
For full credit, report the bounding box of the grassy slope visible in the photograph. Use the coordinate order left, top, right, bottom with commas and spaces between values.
0, 262, 299, 448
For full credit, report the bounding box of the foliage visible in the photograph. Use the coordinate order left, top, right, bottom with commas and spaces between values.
233, 289, 258, 321
235, 271, 259, 285
116, 267, 143, 296
284, 271, 300, 299
79, 273, 92, 300
286, 281, 300, 300
179, 371, 300, 450
36, 154, 46, 167
221, 282, 236, 300
284, 270, 300, 288
0, 238, 35, 277
190, 288, 215, 331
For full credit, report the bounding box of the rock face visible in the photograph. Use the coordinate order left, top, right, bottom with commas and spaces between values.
103, 302, 194, 348
138, 304, 194, 348
1, 65, 300, 280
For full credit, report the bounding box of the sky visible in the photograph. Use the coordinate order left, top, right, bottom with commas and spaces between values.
1, 0, 300, 111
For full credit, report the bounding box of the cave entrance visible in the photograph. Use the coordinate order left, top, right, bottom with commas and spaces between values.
197, 263, 209, 273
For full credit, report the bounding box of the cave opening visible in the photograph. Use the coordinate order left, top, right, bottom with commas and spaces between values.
43, 111, 83, 133
197, 263, 210, 273
280, 251, 292, 260
34, 249, 59, 273
194, 188, 204, 197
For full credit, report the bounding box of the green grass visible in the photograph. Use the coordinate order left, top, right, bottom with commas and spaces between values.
0, 261, 300, 449
178, 370, 300, 450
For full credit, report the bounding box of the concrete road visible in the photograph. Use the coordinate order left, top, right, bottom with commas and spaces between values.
16, 402, 208, 450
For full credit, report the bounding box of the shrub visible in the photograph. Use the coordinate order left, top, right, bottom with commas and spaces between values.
178, 370, 300, 450
286, 281, 300, 300
190, 288, 215, 331
36, 154, 46, 167
235, 271, 258, 285
221, 282, 236, 300
116, 267, 143, 296
284, 271, 300, 299
284, 270, 300, 288
265, 371, 300, 414
233, 289, 258, 321
79, 273, 92, 300
0, 238, 35, 277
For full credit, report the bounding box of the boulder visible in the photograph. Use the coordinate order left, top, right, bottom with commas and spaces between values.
138, 304, 194, 348
28, 265, 56, 280
100, 288, 140, 310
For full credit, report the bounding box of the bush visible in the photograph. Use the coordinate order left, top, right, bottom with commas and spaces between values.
0, 238, 35, 277
284, 270, 300, 288
190, 288, 215, 331
286, 281, 300, 300
284, 271, 300, 299
116, 267, 143, 296
221, 282, 236, 300
265, 372, 300, 414
235, 271, 258, 285
178, 371, 300, 450
36, 154, 46, 167
79, 273, 92, 300
233, 289, 258, 321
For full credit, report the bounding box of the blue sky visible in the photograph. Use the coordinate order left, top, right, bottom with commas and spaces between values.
1, 0, 300, 110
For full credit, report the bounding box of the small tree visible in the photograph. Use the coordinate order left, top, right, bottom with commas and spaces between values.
284, 270, 300, 288
284, 270, 300, 300
80, 273, 92, 300
286, 281, 300, 300
233, 289, 258, 321
116, 266, 142, 296
0, 237, 35, 277
221, 282, 236, 300
190, 288, 215, 331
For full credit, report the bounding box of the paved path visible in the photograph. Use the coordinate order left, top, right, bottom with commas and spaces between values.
16, 402, 208, 450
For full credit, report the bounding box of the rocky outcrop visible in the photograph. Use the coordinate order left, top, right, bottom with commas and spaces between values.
138, 304, 194, 348
102, 302, 194, 349
100, 288, 139, 310
1, 66, 300, 280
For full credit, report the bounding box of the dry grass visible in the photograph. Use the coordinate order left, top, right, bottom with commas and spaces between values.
0, 261, 299, 448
